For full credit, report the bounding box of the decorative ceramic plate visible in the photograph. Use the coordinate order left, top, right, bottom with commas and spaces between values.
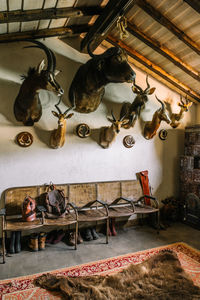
159, 129, 168, 140
16, 132, 33, 147
123, 135, 135, 148
76, 123, 91, 138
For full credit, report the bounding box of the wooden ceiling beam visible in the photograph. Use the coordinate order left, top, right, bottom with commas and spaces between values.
0, 6, 103, 24
183, 0, 200, 14
81, 0, 136, 52
127, 22, 200, 82
0, 25, 90, 43
107, 35, 200, 103
136, 0, 200, 55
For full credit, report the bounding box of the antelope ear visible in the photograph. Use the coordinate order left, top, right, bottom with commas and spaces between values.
107, 117, 114, 123
54, 69, 61, 76
36, 59, 45, 73
122, 118, 130, 125
66, 113, 74, 119
52, 111, 59, 117
188, 102, 193, 107
148, 87, 156, 95
132, 87, 140, 94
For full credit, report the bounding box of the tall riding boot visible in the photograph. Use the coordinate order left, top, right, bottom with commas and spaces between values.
110, 218, 117, 236
15, 231, 21, 253
9, 231, 16, 254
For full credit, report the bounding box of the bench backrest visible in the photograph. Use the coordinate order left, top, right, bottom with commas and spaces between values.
4, 180, 143, 216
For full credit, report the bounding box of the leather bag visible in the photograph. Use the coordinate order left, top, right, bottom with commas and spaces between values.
45, 183, 68, 219
22, 196, 36, 221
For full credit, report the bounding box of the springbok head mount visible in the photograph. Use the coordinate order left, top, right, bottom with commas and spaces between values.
51, 98, 74, 124
107, 110, 128, 133
24, 40, 64, 96
178, 95, 193, 112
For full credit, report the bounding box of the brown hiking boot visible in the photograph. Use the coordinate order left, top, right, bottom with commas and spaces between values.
39, 232, 46, 250
28, 233, 38, 251
67, 232, 75, 246
77, 232, 83, 244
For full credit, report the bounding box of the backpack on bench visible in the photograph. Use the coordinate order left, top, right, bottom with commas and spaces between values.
44, 183, 68, 219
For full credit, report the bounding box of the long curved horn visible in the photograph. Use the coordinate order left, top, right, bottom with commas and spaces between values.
111, 110, 116, 122
49, 49, 56, 72
55, 97, 62, 114
132, 78, 143, 92
24, 40, 53, 72
87, 39, 98, 58
155, 95, 165, 110
144, 75, 150, 92
64, 92, 76, 114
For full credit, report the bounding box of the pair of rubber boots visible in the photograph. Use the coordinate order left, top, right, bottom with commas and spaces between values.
9, 231, 21, 254
83, 228, 99, 241
29, 232, 46, 252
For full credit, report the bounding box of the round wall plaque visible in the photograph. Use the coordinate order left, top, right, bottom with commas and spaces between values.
159, 129, 168, 140
76, 123, 91, 138
16, 132, 33, 147
123, 135, 135, 148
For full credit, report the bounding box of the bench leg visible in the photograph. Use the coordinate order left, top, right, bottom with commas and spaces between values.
157, 210, 160, 235
75, 222, 78, 250
106, 219, 109, 244
2, 230, 6, 264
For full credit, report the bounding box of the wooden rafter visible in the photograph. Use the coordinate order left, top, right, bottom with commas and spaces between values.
183, 0, 200, 14
81, 0, 135, 52
107, 35, 200, 103
0, 25, 90, 43
127, 22, 200, 82
136, 0, 200, 55
0, 7, 103, 24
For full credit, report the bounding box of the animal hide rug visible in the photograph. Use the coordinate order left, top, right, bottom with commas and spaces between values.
35, 250, 200, 300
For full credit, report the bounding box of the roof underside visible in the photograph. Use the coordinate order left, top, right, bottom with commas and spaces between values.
0, 0, 200, 102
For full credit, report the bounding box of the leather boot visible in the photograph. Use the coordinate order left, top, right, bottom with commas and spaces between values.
28, 233, 38, 251
39, 232, 46, 250
110, 218, 117, 236
15, 231, 21, 253
9, 231, 16, 254
67, 232, 76, 246
77, 232, 83, 244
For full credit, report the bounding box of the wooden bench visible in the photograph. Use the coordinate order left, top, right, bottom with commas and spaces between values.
0, 179, 159, 264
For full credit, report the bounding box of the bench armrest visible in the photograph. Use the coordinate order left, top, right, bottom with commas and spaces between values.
80, 199, 108, 209
109, 197, 133, 206
0, 208, 6, 216
138, 195, 159, 208
37, 205, 47, 212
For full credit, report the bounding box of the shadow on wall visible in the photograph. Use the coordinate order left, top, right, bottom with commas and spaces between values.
34, 126, 51, 147
0, 79, 20, 125
154, 128, 185, 200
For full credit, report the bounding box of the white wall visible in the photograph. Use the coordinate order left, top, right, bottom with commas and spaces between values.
0, 37, 197, 206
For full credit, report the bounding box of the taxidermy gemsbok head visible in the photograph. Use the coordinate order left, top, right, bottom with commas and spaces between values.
120, 75, 156, 129
50, 97, 75, 149
144, 95, 171, 140
14, 40, 64, 126
99, 111, 128, 149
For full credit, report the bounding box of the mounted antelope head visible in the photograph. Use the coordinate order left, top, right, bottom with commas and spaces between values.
170, 96, 193, 128
120, 75, 156, 129
144, 95, 171, 140
99, 111, 128, 149
14, 40, 64, 126
50, 98, 74, 149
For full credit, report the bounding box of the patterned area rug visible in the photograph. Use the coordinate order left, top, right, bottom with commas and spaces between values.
0, 242, 200, 300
